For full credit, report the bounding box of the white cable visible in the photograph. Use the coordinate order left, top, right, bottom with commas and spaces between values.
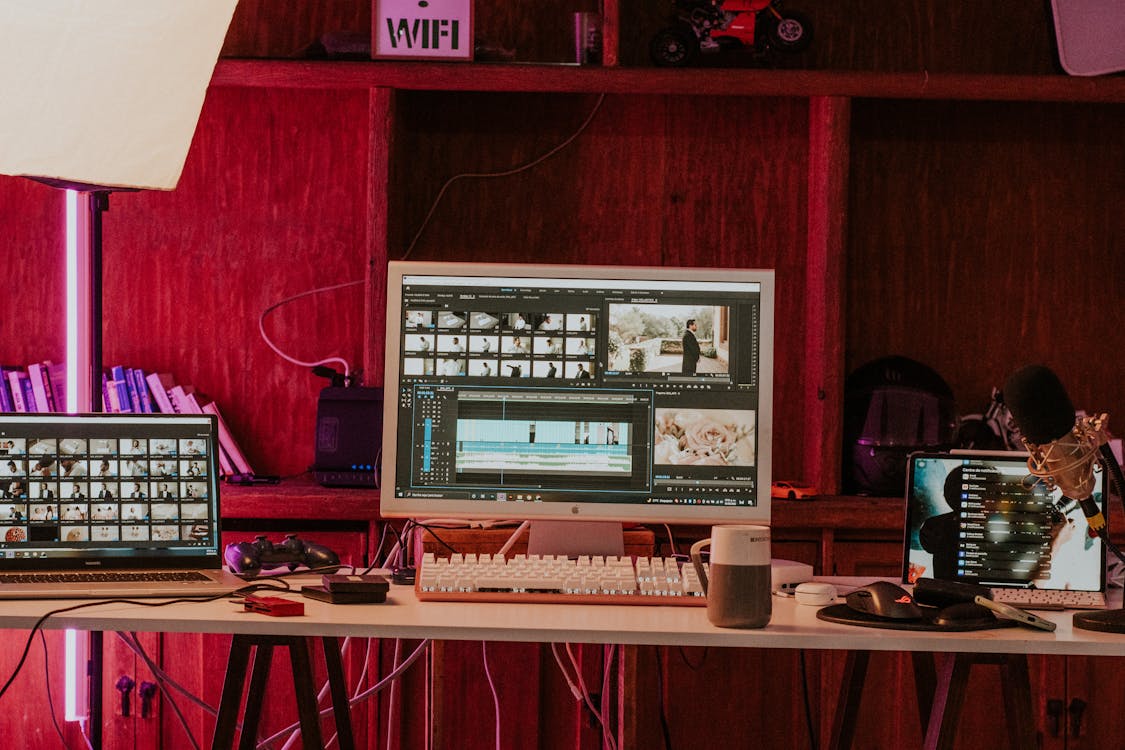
386, 638, 403, 750
257, 278, 362, 377
256, 639, 431, 749
550, 643, 584, 701
601, 645, 619, 750
482, 642, 502, 750
565, 643, 617, 750
118, 632, 203, 750
402, 93, 606, 260
497, 520, 530, 556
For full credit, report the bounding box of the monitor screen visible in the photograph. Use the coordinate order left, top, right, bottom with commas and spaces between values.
380, 261, 774, 525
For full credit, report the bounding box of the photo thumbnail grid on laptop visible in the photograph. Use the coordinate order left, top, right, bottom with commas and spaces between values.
903, 451, 1106, 594
0, 414, 220, 563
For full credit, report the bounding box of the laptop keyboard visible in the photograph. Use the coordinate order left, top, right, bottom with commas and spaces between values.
0, 571, 211, 584
990, 588, 1106, 610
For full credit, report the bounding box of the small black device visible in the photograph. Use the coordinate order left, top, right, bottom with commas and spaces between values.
314, 385, 382, 487
912, 577, 992, 609
301, 574, 391, 604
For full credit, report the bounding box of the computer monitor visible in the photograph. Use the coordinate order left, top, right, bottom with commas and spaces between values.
380, 261, 775, 550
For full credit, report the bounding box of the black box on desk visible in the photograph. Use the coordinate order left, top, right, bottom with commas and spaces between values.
314, 386, 382, 487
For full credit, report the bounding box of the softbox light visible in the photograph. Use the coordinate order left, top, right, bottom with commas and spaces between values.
0, 0, 237, 190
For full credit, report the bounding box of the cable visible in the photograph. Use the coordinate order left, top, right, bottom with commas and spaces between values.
0, 586, 284, 703
120, 632, 202, 750
799, 650, 818, 750
662, 524, 679, 557
497, 520, 530, 556
677, 646, 708, 671
482, 642, 502, 750
386, 638, 403, 750
653, 648, 673, 750
255, 639, 431, 749
401, 93, 607, 260
39, 631, 69, 750
600, 645, 618, 750
257, 278, 363, 378
115, 632, 217, 717
564, 643, 617, 750
550, 643, 584, 701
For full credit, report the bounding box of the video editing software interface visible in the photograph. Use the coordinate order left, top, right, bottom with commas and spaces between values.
391, 270, 768, 512
905, 454, 1105, 591
0, 415, 220, 565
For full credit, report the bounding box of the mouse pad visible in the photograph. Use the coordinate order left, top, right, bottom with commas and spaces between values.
816, 604, 1019, 632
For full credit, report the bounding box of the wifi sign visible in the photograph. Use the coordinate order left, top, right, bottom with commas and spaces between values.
373, 0, 473, 60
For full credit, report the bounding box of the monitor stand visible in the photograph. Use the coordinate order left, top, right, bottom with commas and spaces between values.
526, 520, 625, 558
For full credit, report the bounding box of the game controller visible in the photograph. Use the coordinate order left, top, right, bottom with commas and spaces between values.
224, 534, 341, 576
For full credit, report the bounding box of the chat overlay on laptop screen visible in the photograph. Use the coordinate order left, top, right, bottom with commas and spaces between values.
379, 261, 775, 533
0, 414, 221, 568
903, 452, 1106, 592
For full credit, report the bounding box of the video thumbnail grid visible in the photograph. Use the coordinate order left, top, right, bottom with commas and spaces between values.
403, 309, 597, 380
0, 436, 212, 546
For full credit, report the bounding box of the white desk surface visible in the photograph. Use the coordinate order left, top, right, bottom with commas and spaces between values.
4, 577, 1125, 657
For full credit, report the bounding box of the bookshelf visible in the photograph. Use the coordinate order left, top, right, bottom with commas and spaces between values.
2, 0, 1124, 747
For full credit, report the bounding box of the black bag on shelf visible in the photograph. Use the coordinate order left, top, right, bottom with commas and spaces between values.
842, 356, 957, 496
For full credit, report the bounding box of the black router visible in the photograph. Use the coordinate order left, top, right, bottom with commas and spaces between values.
313, 384, 382, 488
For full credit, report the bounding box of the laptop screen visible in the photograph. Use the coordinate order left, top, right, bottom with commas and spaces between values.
0, 413, 222, 570
903, 451, 1106, 593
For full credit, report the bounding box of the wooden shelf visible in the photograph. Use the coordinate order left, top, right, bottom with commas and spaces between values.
211, 59, 1125, 103
219, 476, 378, 521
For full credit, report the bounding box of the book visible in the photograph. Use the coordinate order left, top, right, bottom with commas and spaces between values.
45, 361, 66, 413
168, 384, 197, 415
7, 370, 31, 412
110, 365, 138, 413
145, 372, 176, 413
131, 368, 154, 413
0, 366, 18, 413
27, 362, 55, 412
199, 398, 253, 476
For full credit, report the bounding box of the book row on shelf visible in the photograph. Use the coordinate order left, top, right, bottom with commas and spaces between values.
1, 361, 254, 479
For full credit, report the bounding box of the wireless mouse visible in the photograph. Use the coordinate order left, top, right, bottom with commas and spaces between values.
931, 602, 998, 629
845, 581, 923, 620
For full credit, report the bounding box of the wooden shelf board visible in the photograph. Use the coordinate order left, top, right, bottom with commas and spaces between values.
211, 59, 1125, 103
220, 476, 378, 520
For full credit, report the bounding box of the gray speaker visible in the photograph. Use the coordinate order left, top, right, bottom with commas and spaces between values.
314, 386, 382, 487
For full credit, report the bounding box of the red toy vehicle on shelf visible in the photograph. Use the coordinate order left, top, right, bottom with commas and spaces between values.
650, 0, 812, 67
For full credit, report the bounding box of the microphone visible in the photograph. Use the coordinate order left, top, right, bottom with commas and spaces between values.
1002, 365, 1109, 534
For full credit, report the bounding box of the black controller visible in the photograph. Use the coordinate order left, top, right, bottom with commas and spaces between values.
224, 534, 341, 576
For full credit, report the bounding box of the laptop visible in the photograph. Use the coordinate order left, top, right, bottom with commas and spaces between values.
0, 413, 245, 599
902, 450, 1107, 609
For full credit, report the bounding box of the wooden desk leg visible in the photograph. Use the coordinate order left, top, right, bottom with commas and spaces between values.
212, 635, 254, 750
239, 641, 276, 750
999, 654, 1036, 750
827, 649, 870, 750
322, 636, 356, 750
924, 653, 973, 750
287, 637, 325, 749
912, 651, 937, 735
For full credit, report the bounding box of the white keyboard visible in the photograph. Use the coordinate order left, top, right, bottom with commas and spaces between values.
416, 552, 707, 605
990, 588, 1106, 610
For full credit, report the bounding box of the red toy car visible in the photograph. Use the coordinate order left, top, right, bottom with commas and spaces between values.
771, 480, 816, 501
650, 0, 812, 67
